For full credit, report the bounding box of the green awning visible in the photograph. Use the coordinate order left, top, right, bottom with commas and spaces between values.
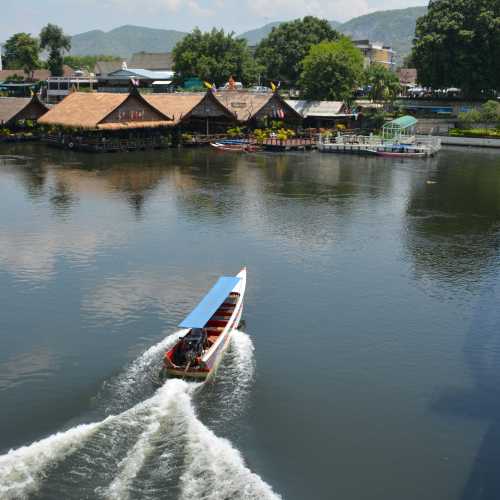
386, 115, 418, 129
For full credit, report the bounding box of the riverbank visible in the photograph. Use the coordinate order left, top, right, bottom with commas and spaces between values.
439, 136, 500, 148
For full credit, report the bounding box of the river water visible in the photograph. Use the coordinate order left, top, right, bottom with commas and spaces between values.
0, 143, 499, 500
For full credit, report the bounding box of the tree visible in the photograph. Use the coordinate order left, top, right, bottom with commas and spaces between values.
40, 23, 71, 76
2, 33, 40, 78
299, 37, 364, 102
364, 63, 401, 102
413, 0, 500, 97
255, 17, 339, 86
172, 28, 260, 86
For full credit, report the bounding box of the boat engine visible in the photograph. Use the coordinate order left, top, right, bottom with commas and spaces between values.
179, 330, 207, 366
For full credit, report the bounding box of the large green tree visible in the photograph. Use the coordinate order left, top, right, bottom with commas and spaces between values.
255, 17, 339, 85
172, 28, 260, 86
413, 0, 500, 96
364, 63, 401, 102
2, 33, 40, 78
299, 37, 364, 102
40, 23, 71, 76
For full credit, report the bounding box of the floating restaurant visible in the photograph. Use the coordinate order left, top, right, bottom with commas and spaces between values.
37, 89, 173, 151
144, 92, 236, 134
36, 88, 304, 151
214, 90, 302, 127
0, 95, 48, 130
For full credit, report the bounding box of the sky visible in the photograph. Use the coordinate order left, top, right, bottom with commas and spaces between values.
0, 0, 428, 39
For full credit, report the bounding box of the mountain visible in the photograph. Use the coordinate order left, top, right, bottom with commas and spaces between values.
238, 22, 282, 46
238, 7, 427, 60
239, 20, 341, 46
70, 25, 187, 58
338, 7, 427, 61
68, 6, 427, 61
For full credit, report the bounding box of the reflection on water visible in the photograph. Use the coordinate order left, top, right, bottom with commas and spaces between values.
0, 143, 500, 500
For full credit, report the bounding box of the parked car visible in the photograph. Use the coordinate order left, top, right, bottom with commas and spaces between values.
250, 85, 271, 93
221, 81, 243, 90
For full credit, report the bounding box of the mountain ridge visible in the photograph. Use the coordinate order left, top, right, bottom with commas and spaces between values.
68, 7, 427, 61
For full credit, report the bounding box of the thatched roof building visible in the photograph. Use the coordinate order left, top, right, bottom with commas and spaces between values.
145, 92, 236, 132
0, 66, 74, 83
128, 52, 174, 71
0, 96, 48, 126
214, 91, 302, 124
38, 91, 172, 130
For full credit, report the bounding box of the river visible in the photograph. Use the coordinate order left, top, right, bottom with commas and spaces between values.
0, 143, 499, 500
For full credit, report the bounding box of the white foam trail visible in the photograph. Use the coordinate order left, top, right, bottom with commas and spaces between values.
177, 389, 281, 500
0, 417, 112, 500
105, 379, 198, 500
101, 331, 183, 413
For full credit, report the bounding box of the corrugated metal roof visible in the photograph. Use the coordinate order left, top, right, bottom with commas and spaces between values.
385, 115, 418, 128
179, 277, 241, 329
285, 100, 346, 118
106, 69, 175, 80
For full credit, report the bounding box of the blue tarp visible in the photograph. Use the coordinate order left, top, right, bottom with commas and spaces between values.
179, 276, 241, 328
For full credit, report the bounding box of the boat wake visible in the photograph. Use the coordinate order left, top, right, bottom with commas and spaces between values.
0, 331, 280, 500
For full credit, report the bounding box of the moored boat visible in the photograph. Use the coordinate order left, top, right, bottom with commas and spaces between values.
159, 268, 247, 381
371, 149, 429, 158
210, 140, 261, 152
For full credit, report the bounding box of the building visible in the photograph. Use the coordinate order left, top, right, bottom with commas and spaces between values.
0, 95, 48, 129
97, 63, 175, 93
0, 66, 74, 83
46, 72, 99, 104
285, 100, 357, 128
398, 68, 418, 87
38, 90, 173, 151
128, 52, 173, 71
145, 92, 236, 133
94, 52, 174, 78
214, 90, 302, 126
354, 40, 395, 70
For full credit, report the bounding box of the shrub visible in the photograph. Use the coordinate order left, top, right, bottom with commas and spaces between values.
480, 100, 500, 124
227, 126, 244, 137
449, 128, 500, 138
458, 109, 481, 126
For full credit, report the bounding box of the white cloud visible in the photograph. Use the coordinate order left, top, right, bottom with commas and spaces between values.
188, 0, 214, 17
246, 0, 371, 22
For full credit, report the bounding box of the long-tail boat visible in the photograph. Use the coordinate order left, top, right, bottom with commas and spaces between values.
159, 268, 247, 381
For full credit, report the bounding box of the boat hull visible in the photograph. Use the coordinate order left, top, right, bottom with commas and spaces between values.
163, 268, 246, 381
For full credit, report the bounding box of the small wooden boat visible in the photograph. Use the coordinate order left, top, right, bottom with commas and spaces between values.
210, 141, 260, 153
159, 268, 247, 381
372, 150, 429, 158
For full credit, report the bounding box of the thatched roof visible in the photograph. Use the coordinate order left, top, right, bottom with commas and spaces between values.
0, 96, 48, 125
144, 93, 205, 125
214, 91, 271, 122
144, 92, 235, 125
214, 91, 302, 123
94, 61, 123, 77
128, 52, 174, 71
38, 91, 172, 130
0, 66, 74, 82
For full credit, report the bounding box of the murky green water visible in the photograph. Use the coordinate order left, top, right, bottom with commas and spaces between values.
0, 143, 499, 499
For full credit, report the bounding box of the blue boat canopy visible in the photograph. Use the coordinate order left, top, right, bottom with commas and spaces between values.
179, 276, 241, 328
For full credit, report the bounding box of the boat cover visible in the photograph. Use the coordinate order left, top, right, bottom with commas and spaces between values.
179, 276, 241, 328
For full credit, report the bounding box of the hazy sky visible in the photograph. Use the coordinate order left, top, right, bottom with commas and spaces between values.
0, 0, 428, 38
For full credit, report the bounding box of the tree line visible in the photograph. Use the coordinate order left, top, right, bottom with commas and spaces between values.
3, 24, 72, 78
5, 1, 496, 99
412, 0, 499, 97
172, 17, 399, 102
